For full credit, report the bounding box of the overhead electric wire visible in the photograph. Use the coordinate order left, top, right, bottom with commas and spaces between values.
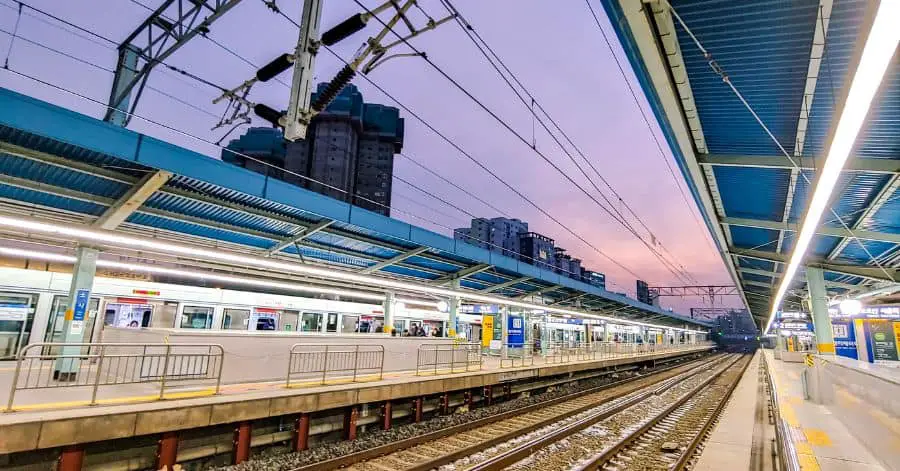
438, 0, 698, 284
274, 12, 645, 285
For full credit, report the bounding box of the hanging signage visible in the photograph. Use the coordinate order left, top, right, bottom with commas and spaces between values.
481, 315, 494, 347
508, 315, 525, 347
461, 304, 500, 314
0, 304, 29, 321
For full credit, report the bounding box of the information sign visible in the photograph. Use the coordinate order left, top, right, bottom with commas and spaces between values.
507, 315, 524, 347
481, 315, 494, 347
73, 289, 90, 322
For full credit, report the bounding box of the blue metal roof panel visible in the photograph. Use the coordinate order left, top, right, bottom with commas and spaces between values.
0, 183, 106, 216
834, 239, 897, 264
671, 0, 817, 156
0, 154, 128, 200
714, 166, 790, 221
862, 191, 900, 234
742, 273, 772, 284
828, 173, 893, 227
737, 257, 776, 272
282, 244, 371, 268
729, 225, 779, 252
125, 213, 273, 249
144, 192, 297, 237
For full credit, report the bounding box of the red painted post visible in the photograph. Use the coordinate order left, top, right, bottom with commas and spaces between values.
484, 385, 493, 406
293, 413, 311, 452
156, 431, 179, 470
381, 401, 392, 430
413, 397, 424, 423
464, 389, 473, 408
441, 392, 450, 415
58, 445, 84, 471
343, 406, 358, 440
232, 421, 251, 464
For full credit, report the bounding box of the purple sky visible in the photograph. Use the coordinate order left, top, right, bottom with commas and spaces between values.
0, 0, 743, 313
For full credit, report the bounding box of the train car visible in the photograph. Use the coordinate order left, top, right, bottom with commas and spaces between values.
0, 266, 454, 360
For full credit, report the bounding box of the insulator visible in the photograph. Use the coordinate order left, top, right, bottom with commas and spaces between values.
256, 53, 294, 82
321, 13, 367, 46
253, 103, 284, 127
311, 65, 356, 112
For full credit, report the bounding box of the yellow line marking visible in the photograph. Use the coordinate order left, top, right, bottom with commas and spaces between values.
795, 441, 814, 456
804, 428, 833, 447
798, 453, 821, 471
781, 403, 800, 428
11, 389, 215, 411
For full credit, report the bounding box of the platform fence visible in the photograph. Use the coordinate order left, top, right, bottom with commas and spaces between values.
416, 342, 482, 376
499, 343, 535, 368
286, 344, 384, 387
5, 342, 224, 411
763, 352, 801, 471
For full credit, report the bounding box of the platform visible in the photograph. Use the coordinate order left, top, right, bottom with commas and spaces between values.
697, 349, 894, 471
0, 344, 711, 455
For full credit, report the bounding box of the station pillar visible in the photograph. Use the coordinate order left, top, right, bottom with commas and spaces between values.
602, 322, 608, 342
54, 246, 99, 381
448, 279, 460, 338
806, 267, 835, 355
500, 306, 509, 347
383, 290, 395, 335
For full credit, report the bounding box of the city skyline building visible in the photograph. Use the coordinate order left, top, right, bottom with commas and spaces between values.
223, 83, 404, 216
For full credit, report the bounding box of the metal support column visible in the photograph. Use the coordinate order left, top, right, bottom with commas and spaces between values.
383, 290, 395, 335
293, 413, 310, 451
448, 279, 460, 338
413, 397, 423, 423
484, 385, 493, 406
807, 267, 835, 355
58, 445, 84, 471
53, 246, 99, 380
156, 431, 179, 470
440, 393, 450, 415
232, 421, 251, 464
381, 401, 392, 430
105, 46, 139, 126
343, 406, 358, 440
500, 306, 509, 346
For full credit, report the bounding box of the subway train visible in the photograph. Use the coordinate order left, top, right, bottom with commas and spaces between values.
0, 266, 459, 361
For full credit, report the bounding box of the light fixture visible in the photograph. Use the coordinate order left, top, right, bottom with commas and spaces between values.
0, 216, 707, 333
766, 1, 900, 333
839, 299, 863, 316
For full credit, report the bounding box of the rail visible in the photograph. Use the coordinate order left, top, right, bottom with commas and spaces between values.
416, 342, 482, 376
5, 342, 224, 411
763, 350, 801, 471
499, 343, 534, 368
286, 344, 384, 387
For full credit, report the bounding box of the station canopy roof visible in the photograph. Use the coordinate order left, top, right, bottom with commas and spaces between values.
0, 88, 710, 330
600, 0, 899, 324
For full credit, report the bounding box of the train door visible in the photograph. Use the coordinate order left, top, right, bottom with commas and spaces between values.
176, 304, 216, 330
222, 307, 251, 330
0, 291, 38, 360
104, 299, 156, 328
249, 308, 280, 331
341, 314, 359, 333
325, 312, 339, 332
43, 294, 101, 354
281, 310, 299, 332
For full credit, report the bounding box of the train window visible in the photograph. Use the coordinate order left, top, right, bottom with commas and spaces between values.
300, 312, 321, 332
326, 313, 338, 332
223, 308, 250, 330
0, 291, 37, 360
45, 295, 100, 351
180, 306, 214, 329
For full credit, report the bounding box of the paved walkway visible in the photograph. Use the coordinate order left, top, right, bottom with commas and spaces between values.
765, 349, 884, 471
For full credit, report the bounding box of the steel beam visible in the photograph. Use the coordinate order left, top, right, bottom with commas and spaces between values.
94, 170, 172, 229
430, 263, 491, 285
515, 284, 563, 300
360, 246, 429, 274
549, 293, 588, 306
481, 276, 532, 293
264, 220, 335, 256
105, 0, 243, 125
728, 247, 898, 283
697, 154, 899, 174
722, 216, 900, 245
827, 174, 899, 260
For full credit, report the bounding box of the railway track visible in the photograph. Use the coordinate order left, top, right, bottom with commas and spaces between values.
291, 353, 731, 471
482, 354, 750, 471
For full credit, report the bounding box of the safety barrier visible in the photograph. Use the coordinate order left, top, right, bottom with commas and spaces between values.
499, 343, 534, 368
286, 344, 384, 387
763, 351, 801, 471
545, 341, 712, 364
416, 342, 482, 376
5, 342, 224, 411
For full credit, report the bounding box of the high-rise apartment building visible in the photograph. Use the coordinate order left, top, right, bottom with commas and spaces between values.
518, 231, 556, 270
223, 83, 404, 216
453, 217, 528, 259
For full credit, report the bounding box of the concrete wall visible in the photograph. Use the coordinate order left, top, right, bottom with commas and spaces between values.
101, 328, 452, 384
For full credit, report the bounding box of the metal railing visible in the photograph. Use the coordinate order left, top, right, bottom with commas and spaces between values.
416, 342, 482, 376
499, 343, 534, 368
5, 342, 224, 411
763, 351, 801, 471
286, 344, 384, 387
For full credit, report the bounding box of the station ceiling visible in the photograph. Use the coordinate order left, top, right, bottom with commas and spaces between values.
600, 0, 899, 324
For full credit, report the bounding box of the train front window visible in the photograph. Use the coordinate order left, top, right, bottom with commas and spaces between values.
180, 306, 214, 329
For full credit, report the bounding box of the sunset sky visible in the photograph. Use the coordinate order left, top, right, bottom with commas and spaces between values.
0, 0, 744, 313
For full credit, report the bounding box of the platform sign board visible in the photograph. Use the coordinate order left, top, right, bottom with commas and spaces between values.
73, 289, 90, 322
868, 320, 899, 364
830, 321, 858, 360
508, 315, 524, 347
481, 315, 494, 347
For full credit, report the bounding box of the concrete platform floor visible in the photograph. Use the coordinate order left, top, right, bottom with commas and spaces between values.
697, 349, 886, 471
